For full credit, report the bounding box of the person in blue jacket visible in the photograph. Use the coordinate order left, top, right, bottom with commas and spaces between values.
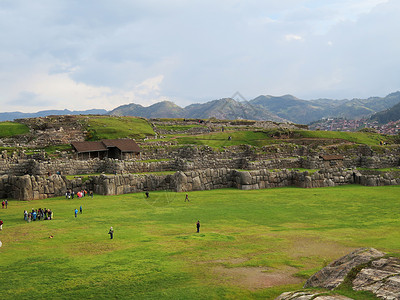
74, 208, 78, 218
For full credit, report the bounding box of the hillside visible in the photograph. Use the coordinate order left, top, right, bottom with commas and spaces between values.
184, 98, 286, 122
109, 101, 186, 119
370, 100, 400, 124
109, 98, 286, 122
251, 92, 400, 124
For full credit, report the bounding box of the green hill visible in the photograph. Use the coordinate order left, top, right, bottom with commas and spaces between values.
370, 101, 400, 124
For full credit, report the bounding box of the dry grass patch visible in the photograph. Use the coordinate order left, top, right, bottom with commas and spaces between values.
213, 265, 303, 290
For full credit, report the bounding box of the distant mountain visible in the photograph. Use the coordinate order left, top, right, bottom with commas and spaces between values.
250, 92, 400, 124
185, 98, 286, 122
0, 109, 108, 122
370, 101, 400, 124
108, 101, 186, 118
108, 98, 286, 122
251, 95, 328, 124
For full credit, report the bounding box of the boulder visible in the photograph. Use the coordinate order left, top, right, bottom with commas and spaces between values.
304, 248, 385, 289
275, 291, 353, 300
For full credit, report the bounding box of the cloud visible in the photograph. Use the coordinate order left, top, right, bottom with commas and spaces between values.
285, 34, 304, 41
0, 0, 399, 112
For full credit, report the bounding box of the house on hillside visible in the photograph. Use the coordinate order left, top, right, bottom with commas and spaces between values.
71, 139, 141, 160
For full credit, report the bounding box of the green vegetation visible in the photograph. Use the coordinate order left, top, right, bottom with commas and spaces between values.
156, 124, 203, 131
44, 144, 73, 154
293, 130, 393, 146
86, 116, 155, 140
176, 131, 274, 148
2, 185, 399, 299
0, 121, 29, 137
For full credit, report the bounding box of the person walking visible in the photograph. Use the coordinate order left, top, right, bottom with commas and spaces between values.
80, 205, 82, 214
74, 208, 78, 218
108, 227, 114, 239
185, 194, 189, 202
196, 220, 200, 233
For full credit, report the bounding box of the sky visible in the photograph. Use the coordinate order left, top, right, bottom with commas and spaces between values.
0, 0, 399, 113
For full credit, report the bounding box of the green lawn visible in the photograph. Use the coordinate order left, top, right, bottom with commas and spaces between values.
0, 121, 29, 137
175, 131, 274, 148
1, 185, 399, 299
86, 116, 155, 140
294, 130, 393, 146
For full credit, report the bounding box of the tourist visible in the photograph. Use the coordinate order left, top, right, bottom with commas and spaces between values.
32, 210, 37, 221
196, 220, 200, 233
1, 200, 4, 208
145, 191, 149, 198
89, 191, 93, 198
185, 194, 189, 202
75, 208, 78, 218
24, 210, 28, 221
108, 227, 114, 239
5, 199, 7, 208
27, 212, 31, 223
0, 219, 3, 230
80, 205, 82, 214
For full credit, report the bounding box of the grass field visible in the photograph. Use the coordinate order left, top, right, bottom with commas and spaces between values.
0, 121, 30, 137
86, 116, 155, 140
173, 129, 396, 149
1, 185, 399, 299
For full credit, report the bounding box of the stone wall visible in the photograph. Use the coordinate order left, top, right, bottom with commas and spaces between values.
2, 168, 399, 200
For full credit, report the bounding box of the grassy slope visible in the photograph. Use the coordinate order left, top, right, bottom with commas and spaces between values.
0, 121, 29, 137
173, 129, 395, 148
294, 130, 393, 145
2, 185, 398, 299
175, 131, 274, 148
86, 116, 155, 140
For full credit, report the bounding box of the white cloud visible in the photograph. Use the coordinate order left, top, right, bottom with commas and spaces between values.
285, 34, 304, 41
0, 0, 399, 112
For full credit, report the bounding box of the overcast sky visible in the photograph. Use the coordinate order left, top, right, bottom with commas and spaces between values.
0, 0, 399, 112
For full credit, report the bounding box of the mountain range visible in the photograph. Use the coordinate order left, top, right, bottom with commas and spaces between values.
0, 109, 108, 122
1, 92, 400, 125
108, 92, 400, 124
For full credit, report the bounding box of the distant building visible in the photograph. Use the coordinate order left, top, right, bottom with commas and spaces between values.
71, 139, 141, 160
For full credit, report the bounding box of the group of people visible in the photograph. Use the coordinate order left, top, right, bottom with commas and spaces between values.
65, 190, 93, 199
24, 208, 53, 222
2, 199, 8, 209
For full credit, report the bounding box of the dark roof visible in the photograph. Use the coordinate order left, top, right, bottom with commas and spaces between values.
71, 141, 107, 153
102, 139, 141, 152
71, 139, 141, 153
321, 155, 344, 161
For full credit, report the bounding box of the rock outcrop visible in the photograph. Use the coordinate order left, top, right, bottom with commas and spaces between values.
304, 248, 385, 289
276, 291, 352, 300
276, 248, 400, 300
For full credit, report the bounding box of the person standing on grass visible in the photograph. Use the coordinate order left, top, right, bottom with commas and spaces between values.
75, 208, 78, 218
80, 205, 82, 214
90, 191, 93, 198
185, 194, 189, 202
108, 227, 114, 239
1, 200, 4, 208
196, 220, 200, 233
